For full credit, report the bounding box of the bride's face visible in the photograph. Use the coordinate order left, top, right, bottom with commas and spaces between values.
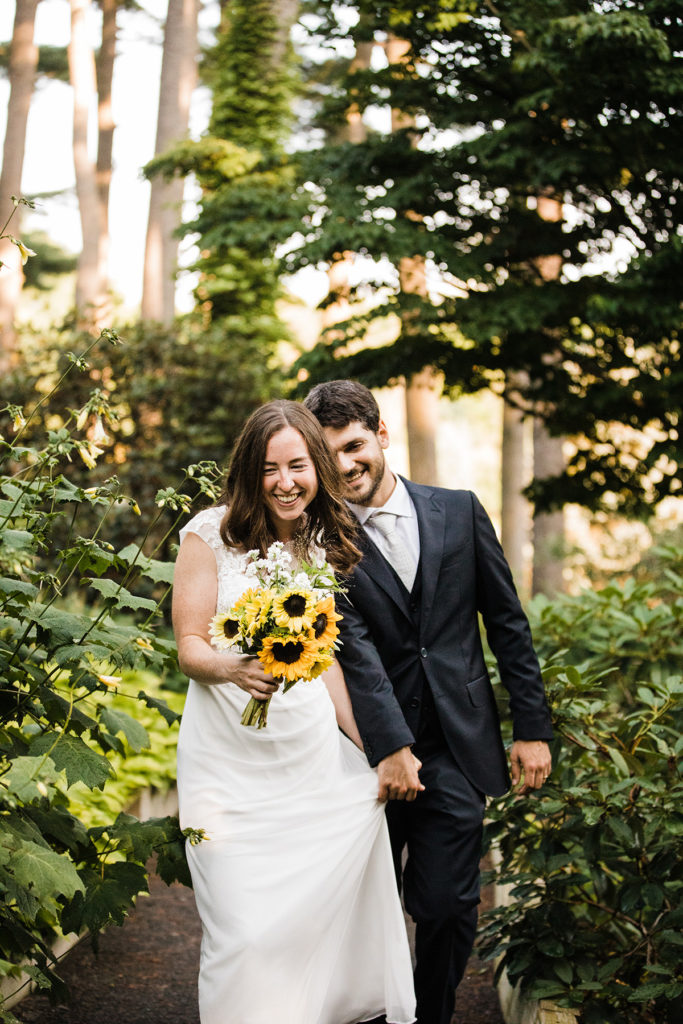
262, 426, 319, 539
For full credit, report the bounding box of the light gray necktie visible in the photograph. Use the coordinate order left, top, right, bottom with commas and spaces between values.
368, 511, 417, 592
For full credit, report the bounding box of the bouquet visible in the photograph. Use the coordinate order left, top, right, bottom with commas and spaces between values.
208, 542, 344, 728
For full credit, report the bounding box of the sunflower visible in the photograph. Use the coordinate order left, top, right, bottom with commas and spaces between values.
208, 611, 242, 649
309, 595, 342, 648
258, 634, 318, 683
307, 648, 335, 680
233, 587, 272, 636
272, 588, 317, 633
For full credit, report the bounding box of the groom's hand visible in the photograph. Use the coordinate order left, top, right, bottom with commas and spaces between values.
377, 747, 425, 802
510, 740, 552, 792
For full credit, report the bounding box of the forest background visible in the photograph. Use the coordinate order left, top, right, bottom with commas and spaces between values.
0, 2, 681, 1023
2, 0, 681, 600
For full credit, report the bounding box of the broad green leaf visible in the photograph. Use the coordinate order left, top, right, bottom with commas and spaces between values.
29, 732, 112, 790
553, 961, 573, 984
0, 576, 39, 600
85, 578, 157, 612
27, 604, 91, 645
99, 707, 149, 752
607, 747, 630, 776
136, 691, 181, 726
118, 544, 175, 584
0, 529, 35, 552
3, 755, 65, 804
66, 860, 148, 933
7, 839, 84, 903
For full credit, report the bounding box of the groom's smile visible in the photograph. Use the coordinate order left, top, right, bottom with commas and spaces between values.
322, 420, 395, 507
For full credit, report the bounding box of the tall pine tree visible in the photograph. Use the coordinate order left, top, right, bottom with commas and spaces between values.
291, 0, 683, 517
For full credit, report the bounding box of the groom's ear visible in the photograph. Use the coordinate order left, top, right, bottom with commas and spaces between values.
377, 420, 390, 450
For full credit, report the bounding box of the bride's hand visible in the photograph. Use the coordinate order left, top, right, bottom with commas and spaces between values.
229, 654, 280, 701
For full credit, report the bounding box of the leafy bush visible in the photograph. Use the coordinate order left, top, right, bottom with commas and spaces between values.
1, 313, 276, 560
481, 547, 683, 1024
0, 329, 220, 1015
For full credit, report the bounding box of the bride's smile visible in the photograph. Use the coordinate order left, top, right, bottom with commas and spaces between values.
262, 425, 319, 538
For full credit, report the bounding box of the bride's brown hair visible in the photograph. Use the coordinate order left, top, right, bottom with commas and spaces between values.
219, 400, 361, 573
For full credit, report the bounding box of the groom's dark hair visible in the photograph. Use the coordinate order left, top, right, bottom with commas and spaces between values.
304, 380, 381, 433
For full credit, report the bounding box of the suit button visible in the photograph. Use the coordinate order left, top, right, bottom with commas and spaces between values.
421, 648, 428, 658
409, 698, 420, 709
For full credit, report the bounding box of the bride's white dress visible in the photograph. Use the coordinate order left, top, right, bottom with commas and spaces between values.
176, 507, 416, 1024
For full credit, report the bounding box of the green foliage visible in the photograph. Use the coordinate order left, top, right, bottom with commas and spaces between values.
1, 315, 261, 559
481, 546, 683, 1023
0, 331, 217, 1010
144, 0, 303, 361
19, 232, 76, 291
291, 0, 682, 515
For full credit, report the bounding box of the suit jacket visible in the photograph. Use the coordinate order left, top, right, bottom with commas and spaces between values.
336, 479, 553, 797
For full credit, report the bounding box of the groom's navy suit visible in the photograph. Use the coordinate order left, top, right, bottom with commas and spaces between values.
336, 478, 553, 1024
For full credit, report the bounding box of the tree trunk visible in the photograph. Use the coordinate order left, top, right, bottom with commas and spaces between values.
271, 0, 299, 70
404, 366, 442, 485
95, 0, 117, 300
531, 421, 566, 596
322, 38, 374, 332
531, 191, 566, 594
386, 33, 441, 484
69, 0, 104, 319
501, 375, 532, 598
141, 0, 199, 324
0, 0, 39, 373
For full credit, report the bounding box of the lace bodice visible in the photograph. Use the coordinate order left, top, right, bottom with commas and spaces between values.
179, 506, 325, 614
179, 506, 256, 613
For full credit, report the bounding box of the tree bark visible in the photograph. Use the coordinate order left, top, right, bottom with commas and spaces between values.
531, 420, 566, 596
141, 0, 199, 324
95, 0, 117, 299
501, 375, 532, 598
386, 33, 441, 485
0, 0, 39, 372
404, 366, 442, 485
69, 0, 104, 319
531, 192, 566, 595
322, 38, 374, 333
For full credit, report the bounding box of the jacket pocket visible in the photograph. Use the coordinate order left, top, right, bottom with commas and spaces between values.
466, 674, 491, 709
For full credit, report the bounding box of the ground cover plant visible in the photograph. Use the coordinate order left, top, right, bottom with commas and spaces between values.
481, 547, 683, 1023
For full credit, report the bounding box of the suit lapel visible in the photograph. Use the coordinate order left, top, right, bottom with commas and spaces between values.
355, 527, 412, 620
403, 478, 445, 628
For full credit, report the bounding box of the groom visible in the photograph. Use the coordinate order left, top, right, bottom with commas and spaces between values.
305, 380, 553, 1024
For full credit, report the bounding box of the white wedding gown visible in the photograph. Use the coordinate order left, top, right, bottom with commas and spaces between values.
176, 507, 416, 1024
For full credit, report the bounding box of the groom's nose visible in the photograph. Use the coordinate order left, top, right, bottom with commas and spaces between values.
337, 450, 355, 474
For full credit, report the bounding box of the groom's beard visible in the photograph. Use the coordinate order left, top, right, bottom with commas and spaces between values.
342, 453, 387, 506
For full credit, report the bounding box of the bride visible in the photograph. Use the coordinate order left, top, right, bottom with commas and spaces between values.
172, 399, 417, 1024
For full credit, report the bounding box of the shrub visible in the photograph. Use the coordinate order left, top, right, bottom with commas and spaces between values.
0, 329, 220, 1014
481, 547, 683, 1024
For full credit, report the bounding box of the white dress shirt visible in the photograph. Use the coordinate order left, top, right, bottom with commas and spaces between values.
349, 474, 421, 572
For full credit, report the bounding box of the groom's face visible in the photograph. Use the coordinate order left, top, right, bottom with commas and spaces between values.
322, 420, 394, 507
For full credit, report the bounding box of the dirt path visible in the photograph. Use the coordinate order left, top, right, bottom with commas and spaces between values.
15, 871, 504, 1024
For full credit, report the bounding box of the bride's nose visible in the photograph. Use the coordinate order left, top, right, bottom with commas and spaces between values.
276, 467, 294, 490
